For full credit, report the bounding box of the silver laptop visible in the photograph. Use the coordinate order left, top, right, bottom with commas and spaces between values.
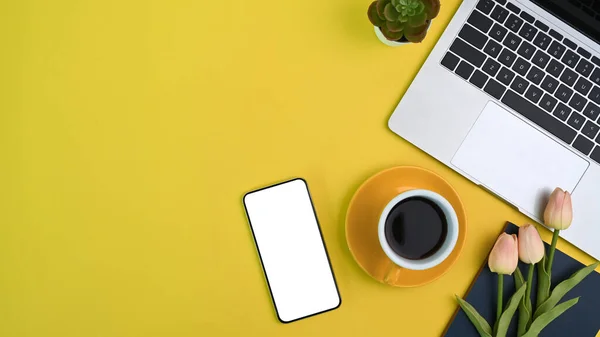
389, 0, 600, 258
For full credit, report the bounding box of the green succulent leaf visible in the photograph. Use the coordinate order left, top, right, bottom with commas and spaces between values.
495, 283, 527, 337
423, 0, 441, 19
379, 25, 404, 40
408, 11, 427, 27
455, 295, 493, 337
534, 261, 599, 319
386, 19, 405, 33
522, 297, 579, 337
383, 3, 400, 21
514, 268, 532, 337
537, 254, 551, 308
368, 1, 386, 26
404, 21, 430, 42
376, 0, 392, 21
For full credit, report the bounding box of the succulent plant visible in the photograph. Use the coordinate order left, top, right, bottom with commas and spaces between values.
368, 0, 440, 43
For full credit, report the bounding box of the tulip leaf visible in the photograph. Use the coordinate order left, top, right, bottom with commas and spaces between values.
455, 295, 492, 337
522, 297, 579, 337
534, 261, 599, 319
495, 283, 526, 337
537, 254, 551, 308
514, 268, 531, 337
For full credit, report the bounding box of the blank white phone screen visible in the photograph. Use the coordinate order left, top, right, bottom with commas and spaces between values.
243, 179, 340, 323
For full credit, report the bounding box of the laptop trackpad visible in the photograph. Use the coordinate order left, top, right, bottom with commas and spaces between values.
452, 102, 588, 217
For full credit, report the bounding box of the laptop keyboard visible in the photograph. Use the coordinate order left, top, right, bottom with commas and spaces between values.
441, 0, 600, 165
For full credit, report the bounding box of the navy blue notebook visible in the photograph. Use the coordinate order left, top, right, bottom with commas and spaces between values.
444, 222, 600, 337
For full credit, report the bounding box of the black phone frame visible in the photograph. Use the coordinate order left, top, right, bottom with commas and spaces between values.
242, 177, 342, 324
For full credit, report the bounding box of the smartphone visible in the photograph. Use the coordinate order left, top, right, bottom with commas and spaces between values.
243, 178, 341, 323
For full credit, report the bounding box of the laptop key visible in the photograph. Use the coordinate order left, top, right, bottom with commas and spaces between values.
532, 50, 551, 68
575, 59, 594, 77
577, 47, 592, 59
526, 66, 544, 85
574, 77, 593, 95
547, 41, 566, 59
591, 68, 600, 86
450, 39, 487, 67
582, 121, 600, 139
468, 10, 494, 32
456, 61, 475, 79
519, 11, 535, 23
484, 78, 506, 99
562, 50, 580, 68
504, 14, 524, 33
563, 38, 577, 50
482, 58, 502, 76
592, 56, 600, 67
573, 136, 594, 155
441, 52, 461, 71
502, 90, 577, 144
459, 24, 488, 49
554, 84, 574, 103
499, 49, 517, 67
511, 75, 529, 94
567, 112, 585, 130
541, 75, 559, 94
569, 93, 587, 111
497, 67, 515, 85
590, 86, 600, 105
491, 6, 509, 23
495, 0, 507, 5
534, 20, 549, 32
506, 2, 521, 13
583, 102, 600, 121
502, 32, 522, 51
517, 41, 535, 60
490, 23, 508, 42
512, 57, 531, 76
533, 32, 551, 50
470, 70, 489, 88
477, 0, 495, 14
484, 39, 502, 58
548, 29, 563, 41
518, 23, 537, 41
525, 85, 543, 103
553, 103, 572, 121
560, 68, 579, 86
590, 147, 600, 164
540, 94, 558, 112
546, 59, 565, 78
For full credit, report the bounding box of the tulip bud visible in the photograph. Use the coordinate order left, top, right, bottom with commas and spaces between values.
543, 188, 573, 230
488, 233, 519, 275
518, 224, 545, 264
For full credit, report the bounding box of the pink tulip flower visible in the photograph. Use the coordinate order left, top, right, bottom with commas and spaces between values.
489, 233, 519, 275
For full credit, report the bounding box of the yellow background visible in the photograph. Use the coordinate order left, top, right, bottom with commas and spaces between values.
1, 0, 597, 336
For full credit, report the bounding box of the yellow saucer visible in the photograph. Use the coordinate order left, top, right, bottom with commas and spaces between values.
345, 166, 467, 287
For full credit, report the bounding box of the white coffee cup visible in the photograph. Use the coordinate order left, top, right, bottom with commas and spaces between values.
378, 189, 459, 271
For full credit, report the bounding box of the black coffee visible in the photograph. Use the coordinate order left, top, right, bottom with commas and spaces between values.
384, 197, 448, 260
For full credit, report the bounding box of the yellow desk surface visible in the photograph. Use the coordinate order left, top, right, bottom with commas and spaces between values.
1, 0, 597, 336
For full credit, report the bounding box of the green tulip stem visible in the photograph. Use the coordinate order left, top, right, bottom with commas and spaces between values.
526, 263, 534, 308
547, 230, 560, 277
497, 274, 504, 322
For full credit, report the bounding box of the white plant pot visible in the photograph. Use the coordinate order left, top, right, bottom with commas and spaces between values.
374, 26, 409, 47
